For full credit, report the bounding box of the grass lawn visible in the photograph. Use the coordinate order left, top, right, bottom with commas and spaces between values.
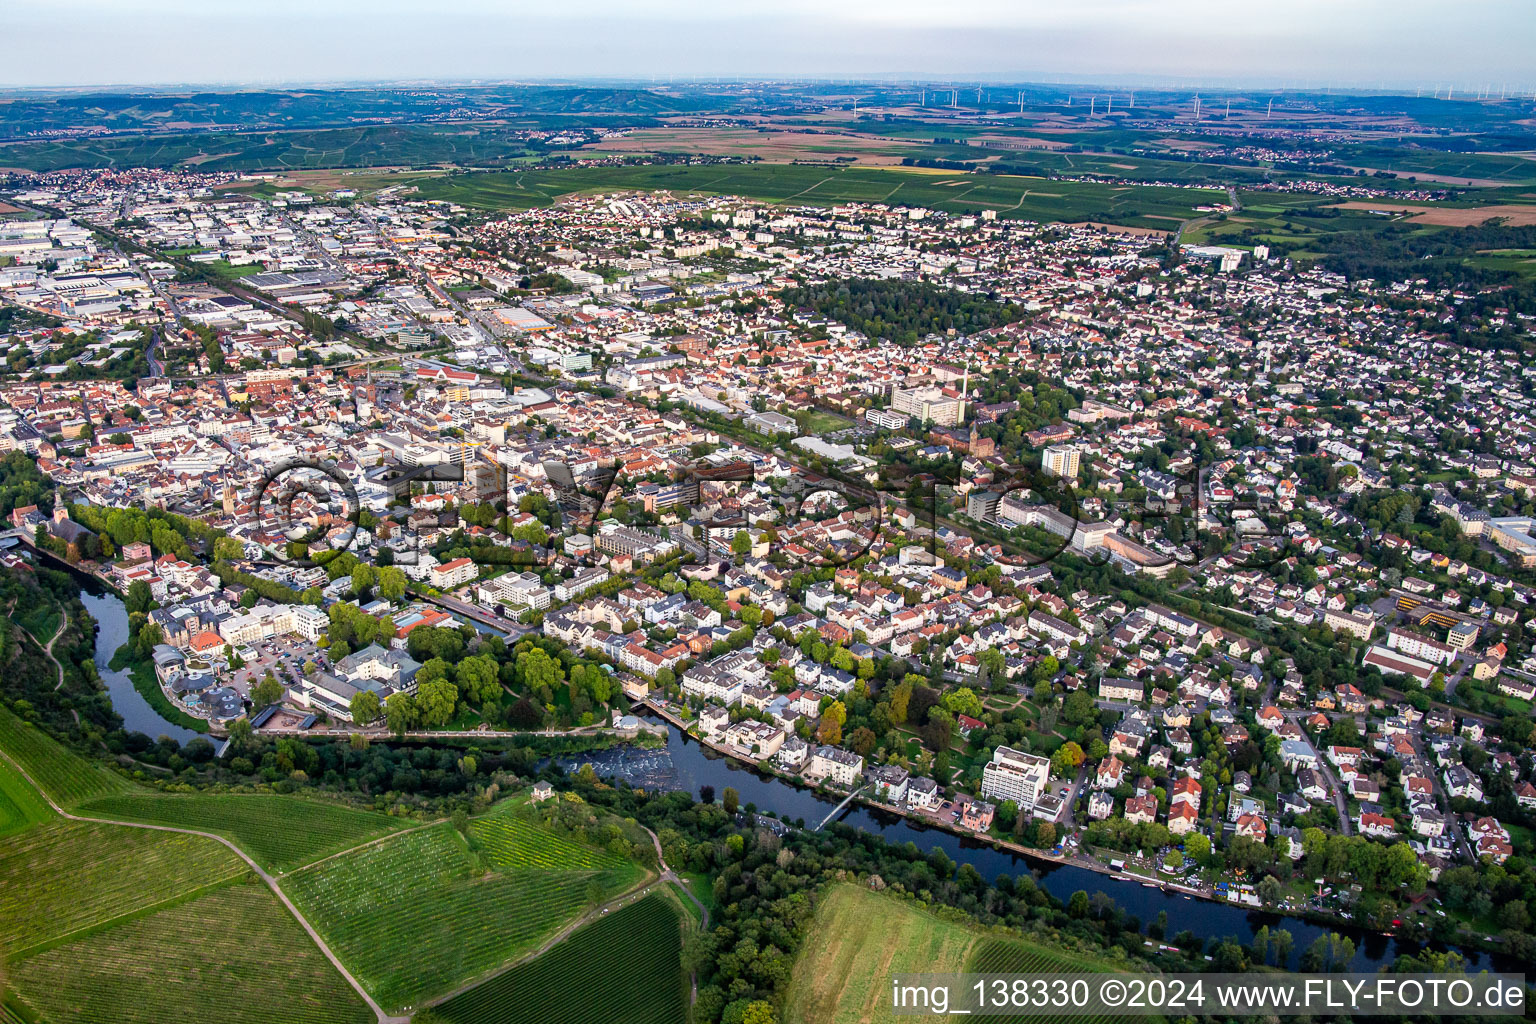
676, 870, 718, 924
0, 819, 245, 956
0, 704, 131, 807
78, 790, 407, 873
433, 893, 687, 1024
282, 818, 647, 1011
8, 881, 373, 1024
796, 408, 854, 435
785, 884, 981, 1024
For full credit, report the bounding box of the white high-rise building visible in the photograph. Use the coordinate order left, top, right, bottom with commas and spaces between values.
981, 745, 1052, 807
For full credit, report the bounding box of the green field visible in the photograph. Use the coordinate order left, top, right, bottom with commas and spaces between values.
966, 937, 1143, 1024
786, 884, 1129, 1024
282, 819, 646, 1011
0, 123, 548, 173
433, 893, 686, 1024
785, 885, 983, 1024
8, 882, 374, 1024
0, 756, 50, 839
416, 164, 1222, 229
468, 801, 632, 871
0, 819, 245, 956
0, 704, 131, 807
78, 791, 407, 873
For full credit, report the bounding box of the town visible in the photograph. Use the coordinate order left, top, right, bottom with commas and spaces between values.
3, 157, 1536, 965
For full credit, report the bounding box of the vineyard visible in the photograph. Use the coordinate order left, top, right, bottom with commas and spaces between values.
78, 791, 407, 872
0, 820, 245, 955
7, 882, 374, 1024
0, 756, 50, 838
434, 893, 686, 1024
0, 705, 130, 806
469, 804, 631, 872
282, 821, 645, 1011
967, 938, 1154, 1024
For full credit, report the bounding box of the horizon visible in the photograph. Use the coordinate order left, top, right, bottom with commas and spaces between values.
2, 0, 1533, 91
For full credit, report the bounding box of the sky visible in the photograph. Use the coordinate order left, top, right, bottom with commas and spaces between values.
2, 0, 1533, 90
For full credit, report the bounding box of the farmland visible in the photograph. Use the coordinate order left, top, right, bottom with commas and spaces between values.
414, 164, 1223, 229
433, 892, 686, 1024
967, 937, 1160, 1024
468, 801, 632, 871
7, 882, 374, 1024
78, 791, 407, 872
0, 756, 49, 838
0, 819, 244, 955
0, 704, 130, 807
785, 885, 1131, 1024
282, 819, 647, 1011
784, 885, 982, 1024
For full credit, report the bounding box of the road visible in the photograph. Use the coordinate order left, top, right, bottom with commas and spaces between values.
1281, 709, 1351, 836
0, 746, 406, 1024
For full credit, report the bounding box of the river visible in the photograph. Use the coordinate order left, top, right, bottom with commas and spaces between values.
75, 580, 202, 744
562, 715, 1513, 972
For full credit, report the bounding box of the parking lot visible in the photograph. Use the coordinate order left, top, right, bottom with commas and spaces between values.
228, 633, 327, 698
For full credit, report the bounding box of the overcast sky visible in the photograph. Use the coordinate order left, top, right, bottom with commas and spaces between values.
3, 0, 1532, 90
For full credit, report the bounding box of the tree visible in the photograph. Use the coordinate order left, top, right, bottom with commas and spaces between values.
250, 672, 285, 709
213, 536, 244, 562
739, 1002, 776, 1024
349, 689, 381, 725
125, 579, 153, 616
377, 566, 407, 602
350, 562, 375, 596
385, 693, 416, 736
1068, 890, 1090, 918
1051, 741, 1085, 776
416, 678, 459, 728
731, 530, 752, 556
723, 787, 740, 814
1184, 832, 1211, 864
457, 654, 502, 706
517, 647, 564, 692
1036, 821, 1057, 849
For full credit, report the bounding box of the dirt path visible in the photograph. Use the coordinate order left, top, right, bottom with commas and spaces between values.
0, 748, 406, 1024
45, 613, 67, 691
420, 855, 663, 1009
645, 824, 709, 1004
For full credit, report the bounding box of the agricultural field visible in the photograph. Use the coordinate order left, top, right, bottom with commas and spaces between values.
0, 819, 244, 956
414, 164, 1223, 230
79, 791, 407, 872
785, 884, 1131, 1024
468, 802, 632, 872
282, 819, 646, 1011
7, 882, 374, 1024
785, 884, 981, 1024
0, 704, 131, 807
0, 123, 548, 173
967, 937, 1159, 1024
0, 756, 49, 839
432, 893, 687, 1024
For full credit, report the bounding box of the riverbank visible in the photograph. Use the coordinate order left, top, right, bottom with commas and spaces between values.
636, 700, 1443, 952
107, 643, 210, 734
